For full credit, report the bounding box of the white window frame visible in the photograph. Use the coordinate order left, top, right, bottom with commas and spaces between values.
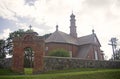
95, 51, 98, 60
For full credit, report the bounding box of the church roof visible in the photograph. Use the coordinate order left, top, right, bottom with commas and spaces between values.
45, 30, 101, 46
45, 31, 79, 45
78, 34, 94, 45
78, 34, 101, 46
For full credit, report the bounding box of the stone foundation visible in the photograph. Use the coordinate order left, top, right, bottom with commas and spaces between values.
0, 58, 12, 69
43, 56, 120, 71
0, 57, 120, 72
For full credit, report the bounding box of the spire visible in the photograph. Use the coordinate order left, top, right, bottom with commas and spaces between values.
70, 10, 75, 17
70, 13, 75, 18
56, 25, 58, 31
70, 12, 77, 38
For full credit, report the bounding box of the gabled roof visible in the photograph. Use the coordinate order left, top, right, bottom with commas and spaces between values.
78, 34, 101, 46
45, 30, 101, 46
78, 34, 94, 45
45, 31, 79, 45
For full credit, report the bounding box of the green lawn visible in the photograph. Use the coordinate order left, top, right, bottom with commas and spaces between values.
0, 68, 120, 79
24, 68, 32, 75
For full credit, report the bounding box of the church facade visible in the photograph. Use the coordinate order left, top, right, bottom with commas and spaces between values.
45, 13, 104, 60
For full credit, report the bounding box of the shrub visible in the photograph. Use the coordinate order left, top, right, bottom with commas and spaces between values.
48, 49, 70, 57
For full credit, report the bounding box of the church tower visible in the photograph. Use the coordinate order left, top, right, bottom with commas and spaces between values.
70, 13, 77, 38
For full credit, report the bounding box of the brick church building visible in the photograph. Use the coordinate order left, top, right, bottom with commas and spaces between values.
45, 13, 104, 60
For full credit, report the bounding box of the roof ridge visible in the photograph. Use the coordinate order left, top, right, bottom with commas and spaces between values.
78, 34, 93, 39
58, 31, 79, 43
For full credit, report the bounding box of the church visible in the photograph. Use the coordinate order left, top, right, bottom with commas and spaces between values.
45, 13, 104, 60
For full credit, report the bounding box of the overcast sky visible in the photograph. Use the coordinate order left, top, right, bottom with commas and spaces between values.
0, 0, 120, 59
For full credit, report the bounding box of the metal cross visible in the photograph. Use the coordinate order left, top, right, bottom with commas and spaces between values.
29, 25, 32, 30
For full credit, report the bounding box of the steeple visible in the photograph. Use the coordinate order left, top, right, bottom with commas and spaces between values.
70, 13, 77, 38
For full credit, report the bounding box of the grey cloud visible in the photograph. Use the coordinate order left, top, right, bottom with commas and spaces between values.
83, 0, 113, 7
32, 22, 52, 30
25, 0, 37, 6
116, 0, 120, 7
0, 1, 17, 21
16, 16, 51, 30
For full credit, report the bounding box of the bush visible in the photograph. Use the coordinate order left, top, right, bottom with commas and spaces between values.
48, 49, 70, 57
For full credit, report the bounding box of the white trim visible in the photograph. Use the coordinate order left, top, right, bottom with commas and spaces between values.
95, 51, 98, 60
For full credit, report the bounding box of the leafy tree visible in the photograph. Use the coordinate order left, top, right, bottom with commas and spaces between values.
24, 47, 34, 68
42, 33, 52, 39
0, 39, 6, 59
48, 49, 70, 57
115, 49, 120, 60
6, 29, 25, 55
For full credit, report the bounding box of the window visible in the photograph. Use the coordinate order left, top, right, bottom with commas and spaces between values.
95, 51, 98, 60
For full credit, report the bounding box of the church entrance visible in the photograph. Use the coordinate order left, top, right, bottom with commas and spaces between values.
12, 31, 45, 74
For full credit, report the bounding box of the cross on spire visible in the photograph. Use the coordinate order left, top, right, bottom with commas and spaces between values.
29, 25, 32, 30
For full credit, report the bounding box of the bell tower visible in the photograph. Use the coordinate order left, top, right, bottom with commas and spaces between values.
70, 13, 77, 38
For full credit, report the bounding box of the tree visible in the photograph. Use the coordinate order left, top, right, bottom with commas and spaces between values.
0, 39, 6, 59
114, 49, 120, 60
24, 47, 34, 68
42, 33, 52, 39
6, 29, 25, 55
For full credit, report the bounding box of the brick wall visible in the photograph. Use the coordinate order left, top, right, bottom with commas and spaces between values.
45, 43, 104, 60
45, 43, 79, 57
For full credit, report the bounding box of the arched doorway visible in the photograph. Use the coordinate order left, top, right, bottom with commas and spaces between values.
12, 32, 45, 74
24, 47, 34, 74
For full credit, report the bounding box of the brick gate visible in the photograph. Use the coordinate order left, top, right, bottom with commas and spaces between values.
12, 32, 45, 74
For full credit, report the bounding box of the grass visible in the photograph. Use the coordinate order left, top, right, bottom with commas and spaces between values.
42, 68, 103, 74
24, 68, 32, 75
0, 68, 120, 79
0, 69, 19, 75
0, 68, 33, 75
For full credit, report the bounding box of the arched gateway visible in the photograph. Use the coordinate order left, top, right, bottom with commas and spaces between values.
12, 31, 45, 74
